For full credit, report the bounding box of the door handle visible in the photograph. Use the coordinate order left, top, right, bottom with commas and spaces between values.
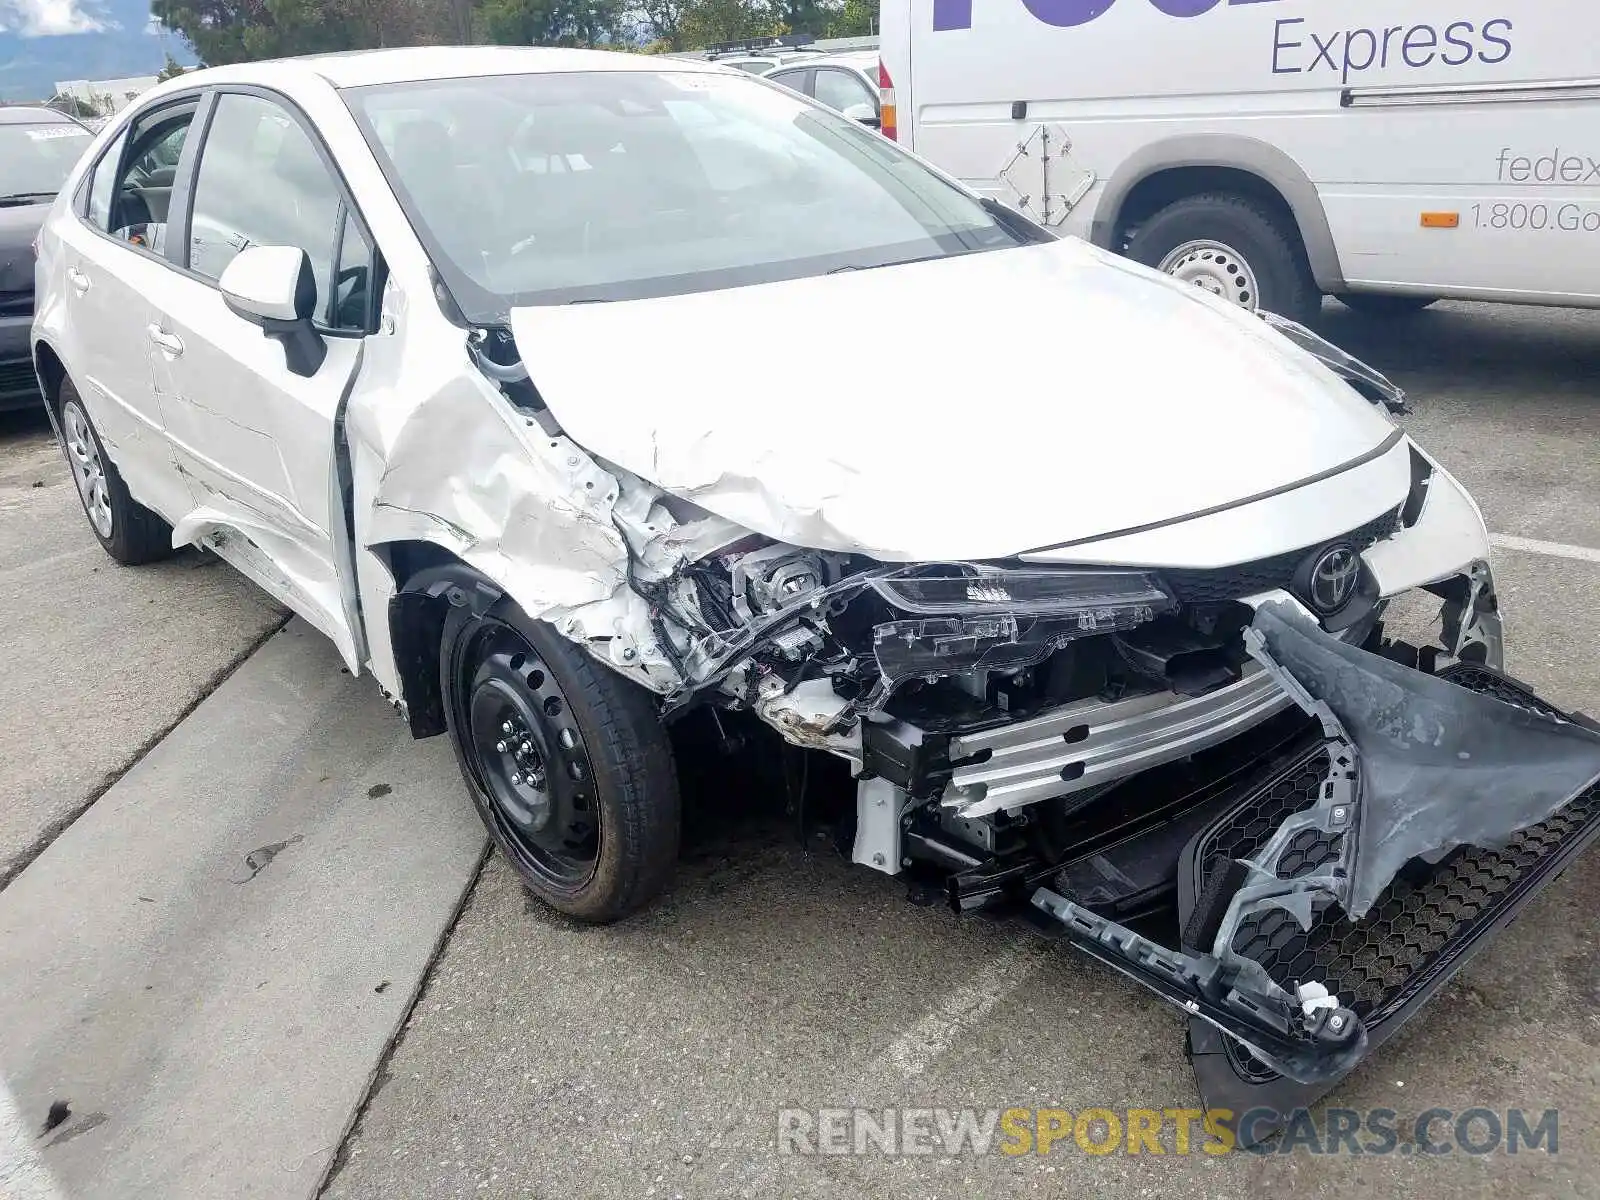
146, 325, 184, 357
66, 266, 90, 294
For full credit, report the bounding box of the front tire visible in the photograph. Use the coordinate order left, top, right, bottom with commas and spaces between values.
57, 378, 173, 565
1127, 192, 1321, 325
440, 594, 680, 922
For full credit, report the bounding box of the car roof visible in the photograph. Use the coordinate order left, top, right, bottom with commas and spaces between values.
783, 51, 878, 72
190, 45, 718, 92
0, 106, 78, 126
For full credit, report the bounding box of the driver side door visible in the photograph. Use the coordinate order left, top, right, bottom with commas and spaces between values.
148, 88, 379, 667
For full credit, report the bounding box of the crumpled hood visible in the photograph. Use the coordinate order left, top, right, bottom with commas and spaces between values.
510, 238, 1398, 562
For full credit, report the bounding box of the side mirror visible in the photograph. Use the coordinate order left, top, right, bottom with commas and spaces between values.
219, 245, 326, 377
840, 102, 881, 129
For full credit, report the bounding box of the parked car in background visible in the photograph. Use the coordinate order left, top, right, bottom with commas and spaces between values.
715, 50, 818, 74
882, 0, 1600, 322
30, 46, 1600, 1129
0, 106, 91, 409
764, 50, 883, 129
703, 34, 821, 75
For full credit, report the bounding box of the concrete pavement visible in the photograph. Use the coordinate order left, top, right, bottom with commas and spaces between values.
0, 408, 288, 887
0, 621, 484, 1200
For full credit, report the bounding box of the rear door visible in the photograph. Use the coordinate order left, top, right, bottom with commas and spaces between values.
148, 88, 377, 666
54, 99, 202, 523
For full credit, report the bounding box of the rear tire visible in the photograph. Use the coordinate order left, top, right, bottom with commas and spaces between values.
440, 592, 680, 923
1127, 192, 1321, 325
1337, 293, 1438, 317
57, 378, 173, 566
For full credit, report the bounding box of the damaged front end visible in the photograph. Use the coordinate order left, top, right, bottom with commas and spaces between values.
1032, 601, 1600, 1106
402, 308, 1594, 1128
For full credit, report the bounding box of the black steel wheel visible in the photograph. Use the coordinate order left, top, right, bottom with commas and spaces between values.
440, 592, 679, 922
465, 630, 601, 886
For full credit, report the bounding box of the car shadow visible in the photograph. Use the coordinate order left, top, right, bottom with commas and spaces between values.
0, 400, 52, 445
1314, 300, 1600, 397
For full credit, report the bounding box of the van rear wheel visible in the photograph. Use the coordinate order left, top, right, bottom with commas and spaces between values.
1128, 192, 1320, 325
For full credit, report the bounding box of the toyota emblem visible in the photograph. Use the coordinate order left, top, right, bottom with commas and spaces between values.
1305, 545, 1361, 614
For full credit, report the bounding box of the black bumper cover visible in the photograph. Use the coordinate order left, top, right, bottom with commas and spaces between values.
1181, 663, 1600, 1136
1030, 651, 1600, 1144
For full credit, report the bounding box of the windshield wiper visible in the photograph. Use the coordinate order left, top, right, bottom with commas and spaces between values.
827, 252, 952, 275
0, 191, 58, 207
979, 197, 1056, 244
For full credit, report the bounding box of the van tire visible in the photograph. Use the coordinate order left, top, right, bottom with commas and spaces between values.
1128, 192, 1321, 325
1337, 293, 1438, 317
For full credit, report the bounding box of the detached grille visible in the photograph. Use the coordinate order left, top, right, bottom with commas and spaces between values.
1162, 507, 1401, 606
1191, 665, 1600, 1082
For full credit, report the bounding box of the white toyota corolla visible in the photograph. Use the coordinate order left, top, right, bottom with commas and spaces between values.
33, 47, 1600, 1114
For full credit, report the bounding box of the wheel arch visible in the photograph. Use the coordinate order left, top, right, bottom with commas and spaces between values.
32, 338, 68, 429
380, 540, 505, 739
1088, 136, 1345, 293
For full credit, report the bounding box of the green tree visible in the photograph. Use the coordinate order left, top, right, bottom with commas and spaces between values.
759, 0, 829, 37
636, 0, 690, 49
156, 52, 189, 81
825, 0, 876, 36
152, 0, 361, 65
679, 0, 777, 47
150, 0, 455, 65
476, 0, 624, 46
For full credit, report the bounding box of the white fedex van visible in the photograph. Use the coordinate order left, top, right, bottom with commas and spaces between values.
879, 0, 1599, 322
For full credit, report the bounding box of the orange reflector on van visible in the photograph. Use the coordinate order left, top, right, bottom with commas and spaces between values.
1421, 212, 1460, 228
879, 60, 898, 141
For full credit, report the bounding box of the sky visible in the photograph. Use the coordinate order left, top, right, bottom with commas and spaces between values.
0, 0, 194, 100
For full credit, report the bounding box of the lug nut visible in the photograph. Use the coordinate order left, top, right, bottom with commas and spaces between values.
495, 740, 508, 753
501, 721, 514, 735
520, 741, 533, 755
510, 772, 524, 786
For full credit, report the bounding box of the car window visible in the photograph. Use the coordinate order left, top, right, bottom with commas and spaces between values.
84, 129, 129, 229
813, 69, 877, 117
345, 70, 1026, 317
327, 209, 375, 331
100, 104, 198, 256
765, 68, 811, 95
0, 120, 93, 204
187, 93, 346, 324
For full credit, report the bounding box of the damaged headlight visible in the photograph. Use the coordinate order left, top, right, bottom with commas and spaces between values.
874, 567, 1174, 619
871, 567, 1177, 688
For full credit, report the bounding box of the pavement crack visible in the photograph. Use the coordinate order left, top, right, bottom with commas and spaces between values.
0, 614, 290, 895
